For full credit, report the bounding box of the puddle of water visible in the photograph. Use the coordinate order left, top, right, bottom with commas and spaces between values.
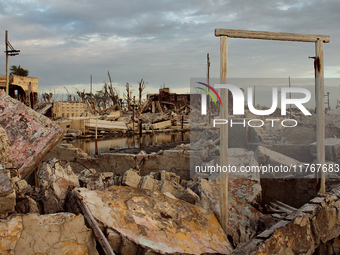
67, 131, 191, 155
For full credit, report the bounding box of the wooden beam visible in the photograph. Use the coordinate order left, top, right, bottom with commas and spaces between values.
215, 29, 330, 43
220, 36, 229, 235
73, 189, 116, 255
315, 39, 326, 193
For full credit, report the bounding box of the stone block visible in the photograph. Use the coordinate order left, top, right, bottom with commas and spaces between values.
38, 158, 79, 213
160, 180, 184, 197
121, 169, 141, 188
178, 188, 200, 204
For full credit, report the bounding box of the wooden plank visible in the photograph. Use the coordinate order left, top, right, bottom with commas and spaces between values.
219, 36, 229, 235
315, 39, 326, 193
215, 29, 330, 43
73, 189, 115, 255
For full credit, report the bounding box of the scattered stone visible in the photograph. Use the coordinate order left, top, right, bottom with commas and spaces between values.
14, 179, 28, 198
160, 180, 185, 197
38, 158, 79, 213
140, 175, 161, 190
15, 196, 40, 214
177, 188, 200, 205
121, 169, 142, 188
0, 169, 16, 216
79, 169, 105, 191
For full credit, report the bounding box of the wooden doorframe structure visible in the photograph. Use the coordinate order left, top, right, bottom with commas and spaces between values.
215, 28, 330, 234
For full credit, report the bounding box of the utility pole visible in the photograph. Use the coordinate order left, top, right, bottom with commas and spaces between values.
207, 53, 211, 124
90, 75, 93, 95
5, 31, 8, 93
5, 30, 20, 94
289, 77, 292, 119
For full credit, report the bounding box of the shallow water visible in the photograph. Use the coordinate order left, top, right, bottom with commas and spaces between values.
66, 131, 191, 155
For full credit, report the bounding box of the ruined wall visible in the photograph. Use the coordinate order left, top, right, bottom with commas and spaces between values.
44, 145, 191, 179
53, 101, 86, 119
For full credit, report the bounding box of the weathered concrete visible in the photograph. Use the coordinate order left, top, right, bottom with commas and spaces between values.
233, 184, 340, 255
0, 213, 98, 255
194, 178, 262, 246
0, 126, 13, 169
151, 120, 171, 130
0, 90, 64, 178
38, 158, 79, 213
0, 169, 16, 216
76, 186, 233, 254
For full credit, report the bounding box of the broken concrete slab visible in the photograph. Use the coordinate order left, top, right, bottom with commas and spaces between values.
38, 158, 79, 213
151, 120, 171, 130
0, 91, 64, 178
196, 178, 262, 246
76, 186, 233, 254
0, 213, 98, 255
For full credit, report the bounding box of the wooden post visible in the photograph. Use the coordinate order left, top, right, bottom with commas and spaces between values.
73, 189, 116, 255
95, 114, 98, 155
315, 39, 325, 193
207, 53, 211, 124
220, 36, 229, 234
133, 96, 135, 135
5, 30, 9, 94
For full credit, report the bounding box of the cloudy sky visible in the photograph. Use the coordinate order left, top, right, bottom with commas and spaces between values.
1, 0, 339, 97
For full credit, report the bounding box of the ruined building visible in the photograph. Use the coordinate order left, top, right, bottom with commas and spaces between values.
0, 74, 39, 108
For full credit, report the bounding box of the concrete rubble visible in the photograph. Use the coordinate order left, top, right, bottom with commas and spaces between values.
38, 158, 79, 213
2, 86, 340, 254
